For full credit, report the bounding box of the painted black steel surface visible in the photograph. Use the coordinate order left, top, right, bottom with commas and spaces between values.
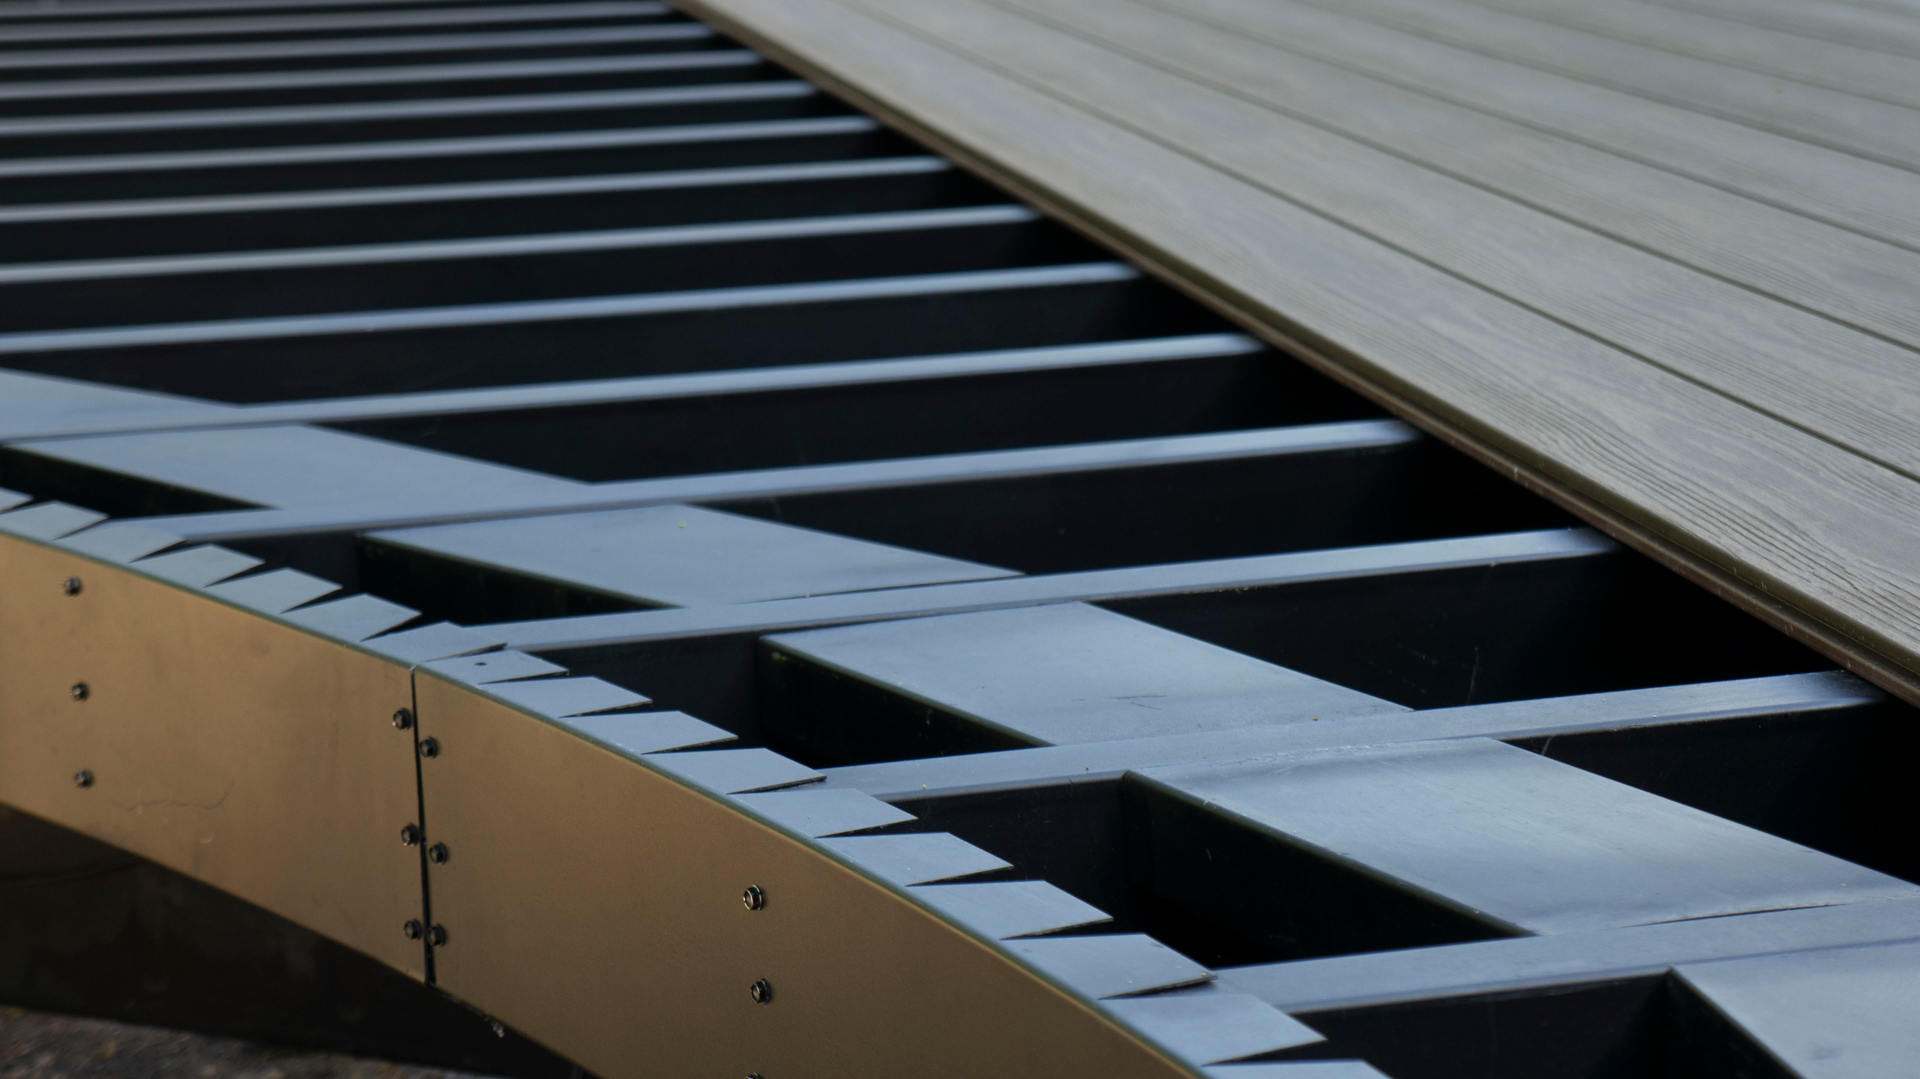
0, 1, 1913, 1076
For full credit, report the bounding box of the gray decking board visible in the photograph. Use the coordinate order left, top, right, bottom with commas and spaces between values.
1468, 0, 1920, 109
1267, 0, 1920, 170
1649, 0, 1920, 58
680, 0, 1920, 707
892, 0, 1920, 476
1006, 0, 1920, 356
1161, 0, 1920, 252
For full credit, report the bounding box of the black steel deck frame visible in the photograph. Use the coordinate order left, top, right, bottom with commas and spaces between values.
0, 2, 1914, 1077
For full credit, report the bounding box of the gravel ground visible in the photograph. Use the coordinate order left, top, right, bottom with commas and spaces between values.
0, 1007, 500, 1079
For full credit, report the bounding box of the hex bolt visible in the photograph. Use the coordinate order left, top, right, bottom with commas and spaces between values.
391, 708, 414, 730
748, 979, 773, 1005
427, 843, 450, 865
427, 925, 448, 947
742, 884, 766, 911
402, 920, 424, 941
61, 577, 82, 596
400, 824, 422, 847
418, 737, 440, 759
72, 770, 93, 789
69, 683, 88, 702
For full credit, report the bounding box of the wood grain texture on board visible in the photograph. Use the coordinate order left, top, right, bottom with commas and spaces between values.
675, 0, 1920, 704
1151, 0, 1920, 252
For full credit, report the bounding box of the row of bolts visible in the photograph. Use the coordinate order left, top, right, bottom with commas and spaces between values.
61, 568, 777, 1068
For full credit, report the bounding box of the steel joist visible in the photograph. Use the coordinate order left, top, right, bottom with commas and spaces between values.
0, 2, 1915, 1078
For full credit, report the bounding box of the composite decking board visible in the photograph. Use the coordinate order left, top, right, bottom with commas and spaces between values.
1004, 0, 1920, 357
1255, 0, 1920, 173
1464, 0, 1920, 109
1643, 0, 1920, 58
898, 0, 1920, 474
679, 0, 1920, 704
1151, 0, 1920, 254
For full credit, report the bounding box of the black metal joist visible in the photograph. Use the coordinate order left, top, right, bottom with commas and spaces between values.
0, 2, 1913, 1078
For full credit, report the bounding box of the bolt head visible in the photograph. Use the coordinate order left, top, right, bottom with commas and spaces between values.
427, 925, 447, 947
742, 884, 766, 911
72, 770, 93, 789
69, 683, 88, 701
400, 824, 421, 847
748, 979, 772, 1005
427, 843, 449, 865
61, 577, 82, 596
402, 920, 423, 941
391, 708, 414, 730
418, 737, 439, 759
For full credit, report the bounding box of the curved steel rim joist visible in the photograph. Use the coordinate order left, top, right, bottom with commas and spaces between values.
0, 514, 1317, 1078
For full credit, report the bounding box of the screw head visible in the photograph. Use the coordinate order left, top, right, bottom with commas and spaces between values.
426, 925, 447, 947
61, 577, 82, 596
402, 920, 423, 941
400, 824, 422, 847
742, 884, 766, 911
72, 770, 93, 789
488, 1020, 506, 1039
69, 682, 89, 701
427, 843, 449, 865
391, 708, 414, 730
748, 979, 772, 1005
418, 737, 439, 759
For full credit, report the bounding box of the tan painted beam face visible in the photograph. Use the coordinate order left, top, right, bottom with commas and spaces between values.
413, 670, 1202, 1079
0, 531, 426, 979
0, 524, 1218, 1078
